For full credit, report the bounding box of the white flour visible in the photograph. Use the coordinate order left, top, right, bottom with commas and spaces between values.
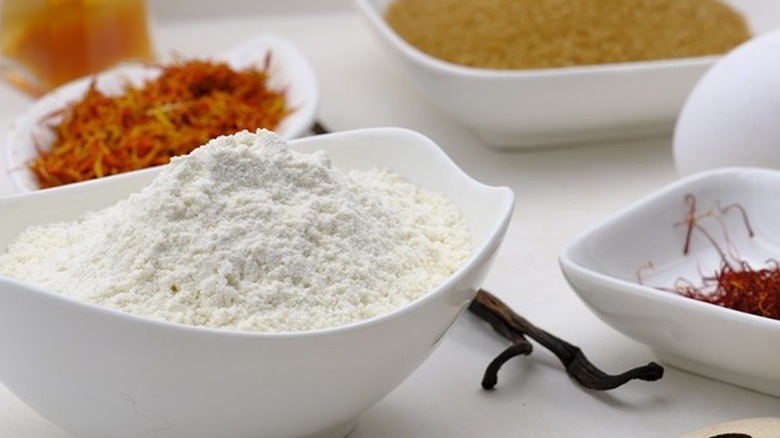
0, 130, 472, 332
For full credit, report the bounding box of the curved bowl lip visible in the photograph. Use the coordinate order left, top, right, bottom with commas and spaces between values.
558, 166, 780, 333
4, 32, 320, 193
353, 0, 720, 80
0, 126, 515, 340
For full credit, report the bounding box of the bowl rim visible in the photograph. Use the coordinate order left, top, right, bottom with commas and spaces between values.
0, 127, 515, 340
559, 166, 780, 332
353, 0, 722, 79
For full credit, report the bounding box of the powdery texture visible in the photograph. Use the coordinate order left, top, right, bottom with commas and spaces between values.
0, 130, 472, 332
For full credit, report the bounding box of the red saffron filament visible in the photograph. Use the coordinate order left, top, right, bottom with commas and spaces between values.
672, 194, 780, 321
677, 260, 780, 320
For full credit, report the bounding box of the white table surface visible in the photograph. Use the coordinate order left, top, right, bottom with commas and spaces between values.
1, 1, 779, 437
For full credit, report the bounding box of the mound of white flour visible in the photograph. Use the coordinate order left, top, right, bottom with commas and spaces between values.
0, 130, 471, 332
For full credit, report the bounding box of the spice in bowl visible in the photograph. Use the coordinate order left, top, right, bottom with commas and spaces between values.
28, 57, 290, 189
666, 195, 780, 321
638, 194, 780, 321
0, 130, 472, 333
384, 0, 750, 69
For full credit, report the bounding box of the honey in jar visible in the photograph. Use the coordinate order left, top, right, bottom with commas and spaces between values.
0, 0, 154, 95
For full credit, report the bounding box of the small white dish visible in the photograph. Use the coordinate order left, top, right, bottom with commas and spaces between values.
354, 0, 780, 149
4, 33, 320, 192
559, 167, 780, 397
0, 127, 514, 438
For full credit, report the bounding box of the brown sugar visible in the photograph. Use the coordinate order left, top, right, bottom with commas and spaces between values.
384, 0, 751, 69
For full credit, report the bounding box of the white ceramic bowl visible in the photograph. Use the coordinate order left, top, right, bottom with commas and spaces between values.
559, 167, 780, 397
354, 0, 780, 149
5, 33, 320, 192
0, 127, 514, 438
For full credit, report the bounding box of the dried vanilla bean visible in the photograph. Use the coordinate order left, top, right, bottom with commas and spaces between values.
468, 289, 664, 390
311, 120, 331, 135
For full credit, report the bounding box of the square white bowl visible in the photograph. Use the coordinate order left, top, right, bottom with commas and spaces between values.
560, 167, 780, 396
0, 127, 514, 438
354, 0, 780, 149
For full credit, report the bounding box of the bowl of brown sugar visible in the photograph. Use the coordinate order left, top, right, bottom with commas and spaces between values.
354, 0, 778, 149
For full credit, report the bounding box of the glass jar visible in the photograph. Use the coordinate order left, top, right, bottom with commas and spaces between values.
0, 0, 154, 95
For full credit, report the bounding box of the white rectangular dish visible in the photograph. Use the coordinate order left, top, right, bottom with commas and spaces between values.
354, 0, 780, 149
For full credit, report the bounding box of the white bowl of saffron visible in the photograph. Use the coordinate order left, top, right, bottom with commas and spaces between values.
0, 127, 514, 438
560, 167, 780, 397
4, 33, 319, 192
354, 0, 780, 149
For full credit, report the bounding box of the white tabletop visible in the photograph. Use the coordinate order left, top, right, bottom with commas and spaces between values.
1, 2, 778, 437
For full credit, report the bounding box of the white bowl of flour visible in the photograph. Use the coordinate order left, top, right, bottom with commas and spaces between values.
0, 128, 514, 438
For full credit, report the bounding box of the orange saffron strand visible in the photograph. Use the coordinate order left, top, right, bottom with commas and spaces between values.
29, 57, 291, 188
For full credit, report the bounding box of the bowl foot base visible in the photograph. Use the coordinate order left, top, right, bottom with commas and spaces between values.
655, 350, 780, 398
476, 123, 671, 150
302, 419, 356, 438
